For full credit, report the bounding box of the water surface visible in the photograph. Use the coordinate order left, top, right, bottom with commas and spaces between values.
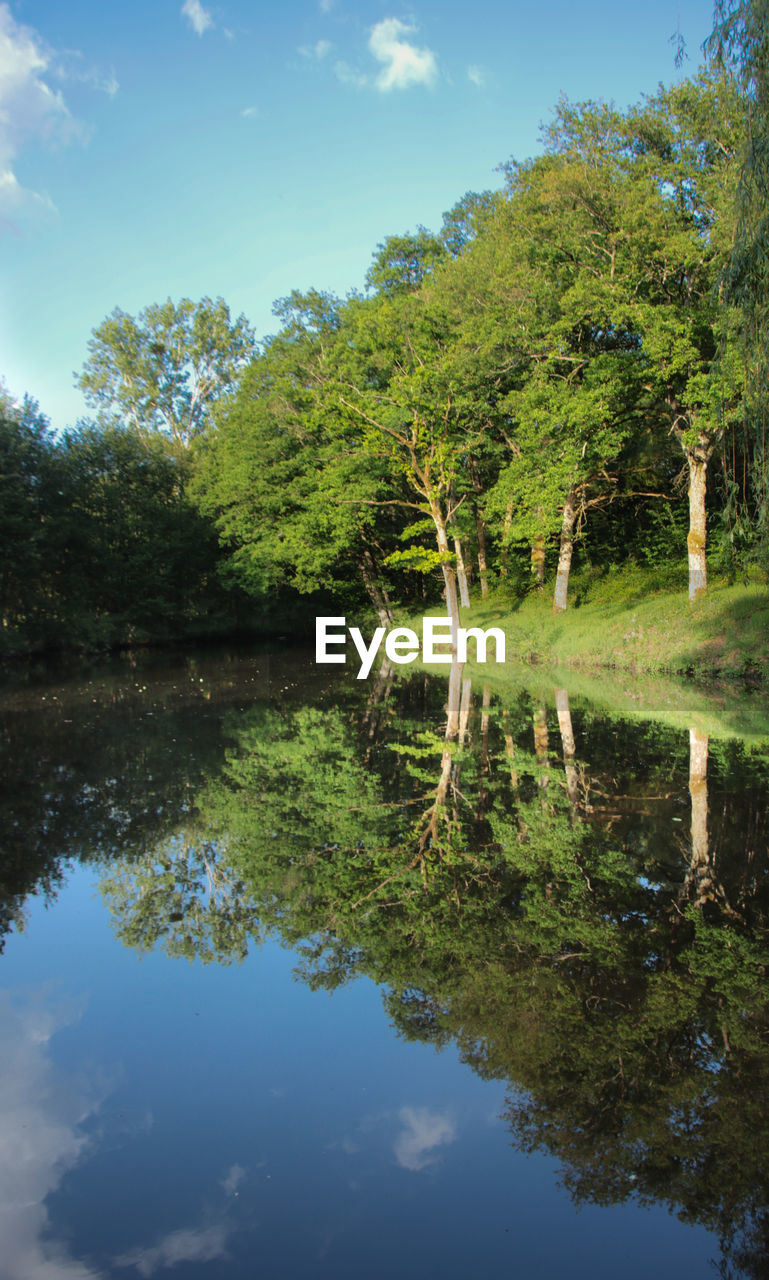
2, 645, 768, 1279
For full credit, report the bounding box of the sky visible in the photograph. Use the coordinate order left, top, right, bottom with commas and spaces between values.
1, 0, 716, 430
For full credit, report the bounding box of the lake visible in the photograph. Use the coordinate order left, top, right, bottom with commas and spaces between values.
2, 644, 769, 1279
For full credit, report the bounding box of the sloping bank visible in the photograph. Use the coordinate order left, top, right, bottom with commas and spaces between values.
395, 580, 769, 743
455, 579, 769, 683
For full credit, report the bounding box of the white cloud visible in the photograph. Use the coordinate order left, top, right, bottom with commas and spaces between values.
393, 1107, 456, 1171
319, 0, 335, 11
240, 105, 258, 118
299, 38, 332, 60
181, 0, 214, 37
467, 64, 485, 87
333, 59, 368, 89
0, 4, 115, 232
0, 990, 107, 1278
114, 1225, 229, 1277
220, 1163, 246, 1196
52, 52, 119, 98
0, 5, 75, 230
369, 18, 437, 92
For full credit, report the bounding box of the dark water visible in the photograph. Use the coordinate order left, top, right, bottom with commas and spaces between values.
2, 645, 769, 1279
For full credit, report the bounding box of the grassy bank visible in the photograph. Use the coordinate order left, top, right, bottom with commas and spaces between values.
396, 567, 769, 741
460, 568, 769, 682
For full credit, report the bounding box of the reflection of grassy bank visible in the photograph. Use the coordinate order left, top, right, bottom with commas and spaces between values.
454, 658, 769, 744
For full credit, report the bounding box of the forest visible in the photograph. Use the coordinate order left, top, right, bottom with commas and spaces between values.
2, 15, 768, 666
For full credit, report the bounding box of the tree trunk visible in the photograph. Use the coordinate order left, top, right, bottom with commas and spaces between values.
432, 506, 460, 653
476, 525, 489, 597
445, 658, 463, 738
553, 488, 577, 613
670, 401, 710, 601
500, 500, 513, 579
454, 537, 471, 608
687, 454, 708, 601
359, 550, 394, 626
531, 536, 545, 589
469, 460, 489, 598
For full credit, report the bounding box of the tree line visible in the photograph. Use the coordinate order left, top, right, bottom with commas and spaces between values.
2, 45, 767, 654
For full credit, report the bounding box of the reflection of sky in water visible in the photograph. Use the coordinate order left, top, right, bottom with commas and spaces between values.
393, 1107, 456, 1172
0, 988, 244, 1279
0, 859, 723, 1279
4, 638, 749, 1280
0, 990, 101, 1279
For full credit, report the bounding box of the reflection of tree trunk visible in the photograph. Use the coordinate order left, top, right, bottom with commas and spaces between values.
686, 728, 712, 905
555, 687, 579, 814
417, 661, 464, 870
445, 658, 463, 738
459, 677, 473, 745
454, 537, 471, 608
553, 488, 577, 614
502, 710, 519, 790
358, 549, 394, 626
531, 536, 545, 590
533, 704, 549, 792
477, 685, 491, 819
452, 675, 474, 806
360, 658, 394, 750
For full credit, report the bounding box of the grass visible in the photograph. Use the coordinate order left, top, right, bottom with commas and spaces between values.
398, 564, 769, 742
463, 565, 769, 682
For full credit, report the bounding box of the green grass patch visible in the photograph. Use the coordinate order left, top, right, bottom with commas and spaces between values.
466, 570, 769, 682
397, 565, 769, 742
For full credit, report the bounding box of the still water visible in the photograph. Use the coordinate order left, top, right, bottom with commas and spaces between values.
2, 645, 769, 1279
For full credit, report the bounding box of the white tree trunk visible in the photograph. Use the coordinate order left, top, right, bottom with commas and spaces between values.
433, 509, 460, 653
553, 489, 577, 613
454, 537, 471, 608
687, 455, 708, 601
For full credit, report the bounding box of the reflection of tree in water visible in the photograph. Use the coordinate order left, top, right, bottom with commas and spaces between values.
99, 835, 262, 963
19, 657, 769, 1276
198, 673, 769, 1277
0, 650, 272, 950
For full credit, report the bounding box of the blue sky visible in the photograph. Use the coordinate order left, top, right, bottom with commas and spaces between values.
1, 0, 715, 430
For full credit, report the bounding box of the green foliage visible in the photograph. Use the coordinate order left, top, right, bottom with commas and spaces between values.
76, 296, 255, 446
0, 397, 59, 639
8, 68, 769, 652
365, 227, 446, 295
0, 407, 237, 653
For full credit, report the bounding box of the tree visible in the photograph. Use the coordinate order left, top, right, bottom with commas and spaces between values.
333, 288, 479, 644
76, 296, 256, 447
193, 289, 401, 623
0, 395, 58, 642
57, 423, 226, 643
470, 75, 745, 604
365, 227, 446, 296
707, 1, 769, 566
